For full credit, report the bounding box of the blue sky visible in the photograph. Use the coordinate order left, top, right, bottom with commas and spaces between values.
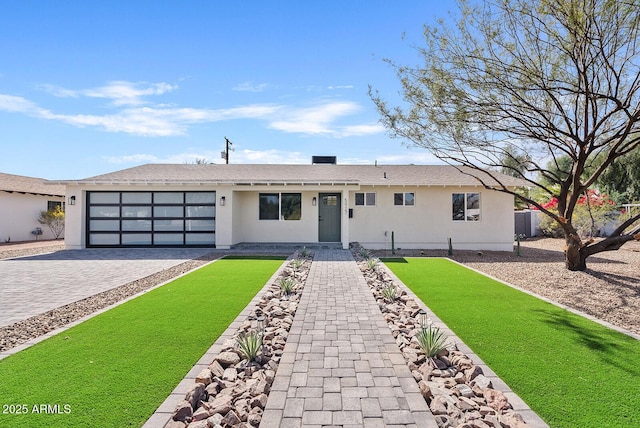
0, 1, 454, 179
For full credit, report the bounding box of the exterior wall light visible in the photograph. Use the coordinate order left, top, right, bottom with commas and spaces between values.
312, 196, 317, 206
220, 196, 226, 206
69, 196, 76, 205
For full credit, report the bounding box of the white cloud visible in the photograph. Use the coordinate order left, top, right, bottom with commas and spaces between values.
0, 86, 381, 138
327, 85, 354, 90
375, 152, 444, 164
268, 101, 385, 137
233, 82, 270, 92
338, 124, 386, 137
40, 81, 177, 106
0, 94, 42, 113
269, 101, 361, 135
104, 150, 222, 165
103, 153, 161, 164
0, 94, 282, 136
236, 149, 308, 164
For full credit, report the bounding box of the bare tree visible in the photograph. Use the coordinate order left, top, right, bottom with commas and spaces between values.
38, 206, 65, 239
371, 0, 640, 270
184, 158, 212, 164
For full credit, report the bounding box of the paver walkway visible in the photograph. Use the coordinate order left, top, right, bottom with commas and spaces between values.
260, 249, 437, 428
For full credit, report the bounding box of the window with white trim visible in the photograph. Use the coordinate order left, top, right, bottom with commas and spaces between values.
259, 193, 302, 220
355, 192, 376, 206
452, 193, 480, 221
394, 192, 415, 206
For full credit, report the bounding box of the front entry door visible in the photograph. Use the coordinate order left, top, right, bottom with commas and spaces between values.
318, 193, 341, 242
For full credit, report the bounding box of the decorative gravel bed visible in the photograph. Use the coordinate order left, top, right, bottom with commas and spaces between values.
371, 237, 640, 336
352, 244, 529, 428
167, 252, 312, 428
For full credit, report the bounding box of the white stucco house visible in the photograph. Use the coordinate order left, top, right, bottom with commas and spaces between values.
0, 172, 66, 243
51, 163, 525, 251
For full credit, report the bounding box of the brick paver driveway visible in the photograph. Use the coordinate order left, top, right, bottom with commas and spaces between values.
0, 248, 212, 327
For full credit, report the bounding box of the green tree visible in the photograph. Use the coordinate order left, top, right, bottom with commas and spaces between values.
371, 0, 640, 271
38, 206, 65, 239
597, 149, 640, 204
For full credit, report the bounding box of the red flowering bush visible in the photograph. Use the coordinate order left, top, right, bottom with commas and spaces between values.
536, 190, 619, 238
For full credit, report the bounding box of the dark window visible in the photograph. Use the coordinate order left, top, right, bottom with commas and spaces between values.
355, 192, 376, 206
281, 193, 302, 220
259, 193, 280, 220
452, 193, 480, 221
48, 201, 64, 211
394, 192, 415, 206
259, 193, 302, 220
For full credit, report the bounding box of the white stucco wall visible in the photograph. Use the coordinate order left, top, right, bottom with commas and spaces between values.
348, 186, 515, 251
231, 190, 320, 244
64, 182, 513, 251
0, 192, 65, 243
63, 184, 84, 249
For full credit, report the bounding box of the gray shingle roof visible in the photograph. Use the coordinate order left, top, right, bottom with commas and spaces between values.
0, 172, 65, 196
52, 164, 528, 188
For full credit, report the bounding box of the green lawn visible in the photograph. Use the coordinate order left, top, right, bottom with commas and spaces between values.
0, 256, 284, 428
383, 257, 640, 428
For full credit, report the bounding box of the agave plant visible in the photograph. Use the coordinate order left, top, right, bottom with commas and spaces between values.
381, 283, 397, 301
366, 257, 379, 270
291, 258, 304, 270
299, 246, 309, 258
279, 277, 296, 295
236, 330, 263, 362
416, 324, 449, 364
359, 247, 371, 259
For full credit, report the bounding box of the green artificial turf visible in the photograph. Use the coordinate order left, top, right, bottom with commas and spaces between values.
0, 256, 284, 428
383, 257, 640, 428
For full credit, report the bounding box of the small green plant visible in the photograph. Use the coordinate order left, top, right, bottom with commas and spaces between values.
279, 277, 296, 295
359, 247, 371, 259
366, 257, 379, 270
291, 258, 304, 270
299, 246, 309, 257
416, 324, 450, 363
236, 330, 263, 362
381, 283, 397, 301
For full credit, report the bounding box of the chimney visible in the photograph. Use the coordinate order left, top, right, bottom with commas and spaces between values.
311, 156, 337, 165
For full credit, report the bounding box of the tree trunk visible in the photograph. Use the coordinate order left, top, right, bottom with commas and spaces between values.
565, 234, 587, 271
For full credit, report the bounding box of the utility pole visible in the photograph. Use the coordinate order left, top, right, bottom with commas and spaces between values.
221, 137, 234, 164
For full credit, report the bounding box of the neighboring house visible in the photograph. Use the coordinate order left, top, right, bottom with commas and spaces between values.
52, 163, 525, 251
0, 172, 66, 243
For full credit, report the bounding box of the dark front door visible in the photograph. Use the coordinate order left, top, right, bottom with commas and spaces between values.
318, 193, 341, 242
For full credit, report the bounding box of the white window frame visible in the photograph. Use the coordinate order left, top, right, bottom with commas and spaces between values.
394, 192, 415, 206
355, 192, 376, 206
452, 192, 481, 222
259, 193, 302, 221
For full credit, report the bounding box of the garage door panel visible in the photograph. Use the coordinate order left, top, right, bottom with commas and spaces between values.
87, 191, 215, 247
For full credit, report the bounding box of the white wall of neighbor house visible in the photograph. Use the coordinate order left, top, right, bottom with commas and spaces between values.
0, 192, 65, 243
348, 185, 515, 251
